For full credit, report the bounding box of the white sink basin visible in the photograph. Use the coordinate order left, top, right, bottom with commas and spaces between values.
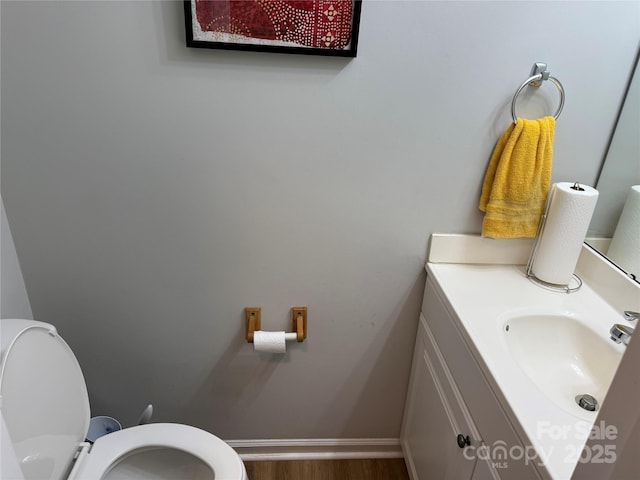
503, 313, 623, 421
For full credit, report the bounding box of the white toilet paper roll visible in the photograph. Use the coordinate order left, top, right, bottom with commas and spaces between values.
607, 185, 640, 276
253, 331, 287, 354
531, 182, 599, 285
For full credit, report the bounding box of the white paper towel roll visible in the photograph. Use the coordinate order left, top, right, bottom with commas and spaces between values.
253, 330, 287, 354
607, 185, 640, 276
531, 182, 599, 285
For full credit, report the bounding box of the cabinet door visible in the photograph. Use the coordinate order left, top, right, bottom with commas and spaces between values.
472, 456, 502, 480
402, 341, 477, 480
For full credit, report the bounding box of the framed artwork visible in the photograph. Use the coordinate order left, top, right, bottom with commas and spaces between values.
184, 0, 362, 57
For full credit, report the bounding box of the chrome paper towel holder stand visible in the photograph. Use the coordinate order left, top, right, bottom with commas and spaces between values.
526, 183, 583, 294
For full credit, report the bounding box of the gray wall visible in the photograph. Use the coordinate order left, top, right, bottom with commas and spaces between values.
1, 199, 33, 319
2, 1, 638, 439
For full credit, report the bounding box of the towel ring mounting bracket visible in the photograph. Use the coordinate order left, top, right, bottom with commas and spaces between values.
511, 62, 565, 124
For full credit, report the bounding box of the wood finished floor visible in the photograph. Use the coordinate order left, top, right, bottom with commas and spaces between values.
244, 459, 410, 480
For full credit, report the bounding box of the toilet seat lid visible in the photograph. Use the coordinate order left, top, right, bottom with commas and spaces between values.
0, 319, 90, 480
70, 423, 246, 479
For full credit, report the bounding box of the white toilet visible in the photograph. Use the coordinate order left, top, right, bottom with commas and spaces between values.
0, 319, 248, 480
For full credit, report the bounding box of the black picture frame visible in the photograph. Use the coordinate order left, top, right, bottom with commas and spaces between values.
184, 1, 361, 57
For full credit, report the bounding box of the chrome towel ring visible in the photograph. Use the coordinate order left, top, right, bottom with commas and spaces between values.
511, 62, 565, 124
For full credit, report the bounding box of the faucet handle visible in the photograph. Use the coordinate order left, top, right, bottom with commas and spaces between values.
623, 311, 640, 321
610, 324, 635, 345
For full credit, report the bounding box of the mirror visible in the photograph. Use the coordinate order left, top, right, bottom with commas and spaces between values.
586, 50, 640, 281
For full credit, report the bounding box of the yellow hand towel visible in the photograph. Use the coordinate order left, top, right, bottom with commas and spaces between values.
479, 116, 555, 238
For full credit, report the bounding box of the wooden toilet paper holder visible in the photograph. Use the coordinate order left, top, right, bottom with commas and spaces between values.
245, 306, 307, 343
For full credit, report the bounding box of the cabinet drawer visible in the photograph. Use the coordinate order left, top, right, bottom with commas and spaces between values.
421, 277, 541, 480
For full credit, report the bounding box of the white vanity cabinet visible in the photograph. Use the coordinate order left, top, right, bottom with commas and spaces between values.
401, 313, 489, 479
401, 273, 542, 480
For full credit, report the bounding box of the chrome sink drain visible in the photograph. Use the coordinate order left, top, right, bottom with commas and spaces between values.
575, 394, 598, 411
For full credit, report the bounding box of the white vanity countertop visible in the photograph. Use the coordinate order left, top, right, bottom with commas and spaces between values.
426, 261, 628, 480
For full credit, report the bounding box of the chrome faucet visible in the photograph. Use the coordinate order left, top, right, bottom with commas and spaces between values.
610, 311, 638, 345
610, 324, 634, 345
624, 310, 640, 321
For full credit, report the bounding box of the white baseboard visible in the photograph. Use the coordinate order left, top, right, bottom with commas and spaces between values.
226, 438, 404, 462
